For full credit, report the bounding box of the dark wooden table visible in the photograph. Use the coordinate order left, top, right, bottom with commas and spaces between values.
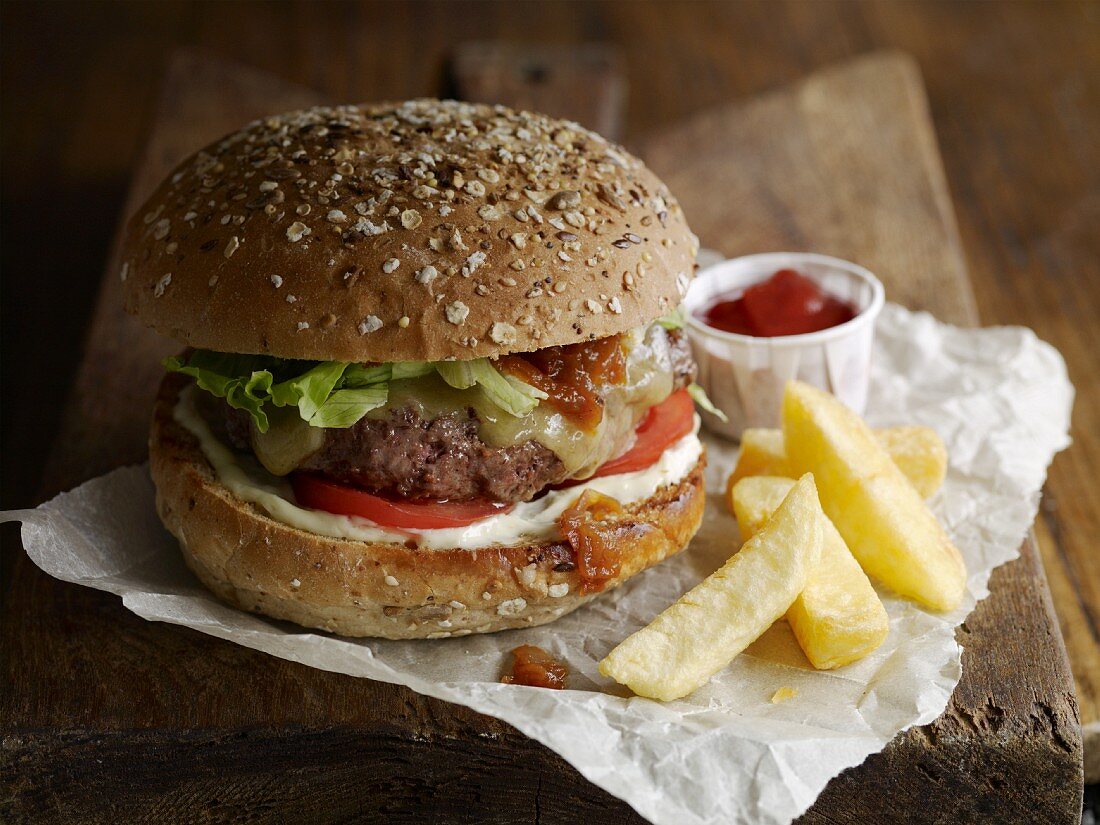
2, 1, 1097, 820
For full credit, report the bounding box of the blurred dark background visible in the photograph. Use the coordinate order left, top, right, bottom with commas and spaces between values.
2, 0, 1097, 813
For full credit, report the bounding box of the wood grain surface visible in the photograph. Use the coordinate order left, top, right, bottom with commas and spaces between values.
1, 0, 1095, 818
452, 41, 626, 140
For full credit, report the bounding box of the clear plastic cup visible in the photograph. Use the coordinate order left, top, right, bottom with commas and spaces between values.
684, 252, 885, 440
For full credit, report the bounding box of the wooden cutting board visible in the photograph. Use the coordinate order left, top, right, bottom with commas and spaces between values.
1, 47, 1082, 823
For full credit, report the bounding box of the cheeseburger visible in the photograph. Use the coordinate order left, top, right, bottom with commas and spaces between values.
122, 100, 713, 639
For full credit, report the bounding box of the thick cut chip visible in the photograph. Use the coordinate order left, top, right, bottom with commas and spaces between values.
599, 474, 824, 701
725, 428, 788, 499
732, 476, 888, 669
782, 381, 966, 611
873, 426, 947, 499
727, 426, 946, 499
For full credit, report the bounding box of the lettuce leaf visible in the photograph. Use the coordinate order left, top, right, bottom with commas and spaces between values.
656, 307, 685, 330
434, 360, 479, 390
309, 387, 390, 428
687, 382, 728, 422
165, 352, 281, 431
456, 359, 548, 418
435, 358, 548, 416
166, 350, 547, 432
269, 361, 350, 422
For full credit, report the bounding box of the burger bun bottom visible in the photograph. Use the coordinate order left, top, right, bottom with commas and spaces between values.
150, 374, 706, 640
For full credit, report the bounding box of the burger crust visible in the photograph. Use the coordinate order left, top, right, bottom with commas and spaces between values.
121, 100, 698, 363
151, 375, 706, 639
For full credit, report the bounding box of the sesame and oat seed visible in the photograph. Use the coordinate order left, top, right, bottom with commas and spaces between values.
358, 315, 383, 334
398, 315, 410, 328
382, 258, 400, 273
223, 236, 240, 258
445, 301, 469, 325
384, 575, 400, 587
400, 209, 422, 229
496, 597, 527, 617
270, 274, 284, 288
296, 321, 310, 331
416, 265, 438, 284
154, 273, 172, 297
489, 321, 517, 345
461, 251, 486, 277
547, 189, 581, 210
515, 564, 537, 587
547, 583, 569, 598
286, 221, 311, 242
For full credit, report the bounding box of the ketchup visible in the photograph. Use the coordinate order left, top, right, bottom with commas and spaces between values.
501, 645, 568, 689
700, 269, 856, 337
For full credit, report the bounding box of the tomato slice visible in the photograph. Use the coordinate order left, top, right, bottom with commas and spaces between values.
588, 388, 696, 479
290, 474, 513, 530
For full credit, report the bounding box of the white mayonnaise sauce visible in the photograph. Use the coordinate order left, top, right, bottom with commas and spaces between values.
174, 384, 702, 550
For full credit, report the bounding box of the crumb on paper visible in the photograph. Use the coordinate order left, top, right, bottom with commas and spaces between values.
771, 687, 798, 704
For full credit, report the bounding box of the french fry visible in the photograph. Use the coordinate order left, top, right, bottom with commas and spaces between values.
727, 426, 946, 499
725, 428, 788, 498
782, 381, 966, 611
732, 476, 888, 669
600, 475, 824, 701
874, 426, 947, 499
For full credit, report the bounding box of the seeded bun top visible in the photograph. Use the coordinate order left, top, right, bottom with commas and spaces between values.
120, 100, 697, 362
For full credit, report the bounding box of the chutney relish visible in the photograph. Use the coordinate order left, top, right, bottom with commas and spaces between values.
499, 334, 627, 431
501, 645, 568, 689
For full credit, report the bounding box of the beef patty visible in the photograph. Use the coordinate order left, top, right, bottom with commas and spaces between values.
208, 329, 696, 503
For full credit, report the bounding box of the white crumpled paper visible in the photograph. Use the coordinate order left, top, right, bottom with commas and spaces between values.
3, 302, 1073, 825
